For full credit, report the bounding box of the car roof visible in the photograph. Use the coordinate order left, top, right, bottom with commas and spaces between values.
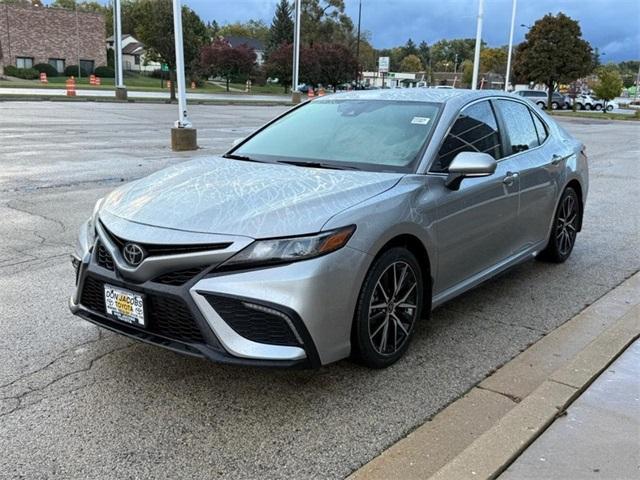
313, 88, 515, 108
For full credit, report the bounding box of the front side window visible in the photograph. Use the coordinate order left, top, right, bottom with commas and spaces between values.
495, 100, 540, 155
234, 100, 440, 172
432, 100, 502, 173
16, 57, 33, 69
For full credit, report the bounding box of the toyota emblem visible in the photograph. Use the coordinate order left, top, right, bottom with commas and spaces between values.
123, 243, 145, 266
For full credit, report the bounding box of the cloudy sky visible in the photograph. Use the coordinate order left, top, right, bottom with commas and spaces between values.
46, 0, 640, 61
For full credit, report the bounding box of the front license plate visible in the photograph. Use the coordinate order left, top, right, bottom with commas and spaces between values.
104, 284, 145, 327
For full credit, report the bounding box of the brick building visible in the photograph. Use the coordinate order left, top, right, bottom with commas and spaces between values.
0, 4, 106, 75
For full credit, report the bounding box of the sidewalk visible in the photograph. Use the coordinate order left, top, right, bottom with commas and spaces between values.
501, 339, 640, 479
350, 272, 639, 480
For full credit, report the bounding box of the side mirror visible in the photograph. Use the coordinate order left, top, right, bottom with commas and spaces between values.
445, 152, 497, 190
232, 137, 245, 147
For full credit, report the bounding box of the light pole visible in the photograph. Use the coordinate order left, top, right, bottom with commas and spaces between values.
471, 0, 484, 90
291, 0, 301, 103
170, 0, 196, 151
114, 0, 126, 100
355, 0, 362, 87
504, 0, 517, 91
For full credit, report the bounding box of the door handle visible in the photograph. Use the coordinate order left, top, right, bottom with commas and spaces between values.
503, 172, 519, 186
551, 154, 564, 165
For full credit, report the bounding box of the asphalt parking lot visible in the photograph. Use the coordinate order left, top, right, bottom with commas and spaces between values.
1, 102, 638, 479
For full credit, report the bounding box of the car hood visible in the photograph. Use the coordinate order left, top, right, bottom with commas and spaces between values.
101, 156, 404, 238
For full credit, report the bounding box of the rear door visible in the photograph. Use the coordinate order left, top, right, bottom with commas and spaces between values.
431, 100, 520, 294
493, 99, 559, 250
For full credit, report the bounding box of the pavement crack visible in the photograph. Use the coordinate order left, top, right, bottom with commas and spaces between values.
476, 385, 522, 404
5, 200, 67, 233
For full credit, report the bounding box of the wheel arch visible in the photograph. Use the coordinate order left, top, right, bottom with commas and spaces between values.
565, 179, 584, 231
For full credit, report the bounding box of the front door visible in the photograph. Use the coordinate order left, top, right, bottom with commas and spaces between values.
428, 100, 520, 295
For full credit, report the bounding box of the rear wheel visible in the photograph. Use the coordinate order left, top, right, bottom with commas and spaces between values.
539, 187, 581, 263
594, 104, 603, 111
352, 248, 424, 368
606, 104, 614, 112
537, 101, 546, 109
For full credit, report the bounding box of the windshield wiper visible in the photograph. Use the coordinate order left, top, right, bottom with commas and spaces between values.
276, 160, 360, 171
222, 153, 264, 163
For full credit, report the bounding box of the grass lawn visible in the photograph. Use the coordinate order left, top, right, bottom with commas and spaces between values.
551, 110, 640, 121
0, 73, 286, 95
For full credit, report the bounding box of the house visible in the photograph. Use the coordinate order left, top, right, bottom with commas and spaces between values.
223, 36, 265, 65
106, 34, 161, 72
0, 4, 106, 75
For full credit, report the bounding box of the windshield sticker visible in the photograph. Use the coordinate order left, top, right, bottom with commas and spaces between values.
411, 117, 430, 125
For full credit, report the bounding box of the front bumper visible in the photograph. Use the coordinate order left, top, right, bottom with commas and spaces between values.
70, 230, 371, 368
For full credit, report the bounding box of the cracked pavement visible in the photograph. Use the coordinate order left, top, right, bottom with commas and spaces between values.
0, 102, 638, 479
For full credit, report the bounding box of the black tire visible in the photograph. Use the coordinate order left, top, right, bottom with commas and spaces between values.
594, 104, 603, 111
352, 247, 424, 368
578, 103, 585, 110
537, 101, 546, 109
585, 103, 592, 111
551, 101, 559, 110
539, 187, 581, 263
606, 105, 614, 112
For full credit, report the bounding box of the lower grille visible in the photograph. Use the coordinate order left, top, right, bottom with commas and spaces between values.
153, 268, 203, 286
80, 276, 205, 344
206, 295, 300, 347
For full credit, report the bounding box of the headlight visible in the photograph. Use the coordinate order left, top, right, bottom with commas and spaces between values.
222, 225, 356, 269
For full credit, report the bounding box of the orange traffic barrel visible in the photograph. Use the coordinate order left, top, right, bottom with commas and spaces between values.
307, 87, 314, 98
66, 76, 76, 97
39, 72, 48, 83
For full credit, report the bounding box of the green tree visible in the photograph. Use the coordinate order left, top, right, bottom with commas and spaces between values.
592, 66, 623, 111
480, 47, 507, 73
0, 0, 43, 5
206, 20, 220, 40
399, 54, 423, 72
268, 0, 294, 55
514, 12, 592, 109
219, 20, 270, 44
418, 40, 430, 70
129, 0, 208, 100
300, 0, 354, 46
402, 38, 418, 57
314, 42, 357, 90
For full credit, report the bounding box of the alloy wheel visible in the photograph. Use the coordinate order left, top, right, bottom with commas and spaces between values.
368, 261, 419, 356
555, 194, 579, 256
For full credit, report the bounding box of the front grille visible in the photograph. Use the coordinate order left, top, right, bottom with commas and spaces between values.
206, 295, 300, 347
100, 222, 232, 257
96, 242, 115, 270
153, 268, 203, 286
80, 276, 205, 344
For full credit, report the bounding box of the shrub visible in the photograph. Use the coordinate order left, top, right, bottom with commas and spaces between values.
4, 66, 39, 79
150, 68, 170, 80
33, 63, 58, 77
64, 65, 90, 77
94, 66, 115, 78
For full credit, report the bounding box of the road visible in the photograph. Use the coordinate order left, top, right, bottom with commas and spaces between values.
1, 102, 638, 479
0, 87, 290, 103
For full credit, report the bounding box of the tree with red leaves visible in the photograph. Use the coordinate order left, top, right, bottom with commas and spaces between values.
200, 39, 257, 92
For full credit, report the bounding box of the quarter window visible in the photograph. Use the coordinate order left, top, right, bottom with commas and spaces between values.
495, 100, 540, 155
531, 113, 548, 145
16, 57, 33, 69
433, 100, 502, 172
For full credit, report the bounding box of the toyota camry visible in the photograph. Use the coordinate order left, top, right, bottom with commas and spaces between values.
70, 89, 588, 369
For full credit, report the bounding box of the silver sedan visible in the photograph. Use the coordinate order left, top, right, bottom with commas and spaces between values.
70, 89, 588, 368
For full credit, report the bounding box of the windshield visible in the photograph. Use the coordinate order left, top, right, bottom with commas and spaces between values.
232, 100, 440, 172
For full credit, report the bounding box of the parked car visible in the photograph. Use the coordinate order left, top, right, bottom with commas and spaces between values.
70, 89, 588, 369
568, 94, 604, 111
515, 89, 568, 109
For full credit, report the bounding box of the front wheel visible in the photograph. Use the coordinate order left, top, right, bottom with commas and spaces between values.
539, 187, 581, 263
551, 101, 559, 110
352, 248, 424, 368
594, 104, 603, 111
606, 105, 614, 112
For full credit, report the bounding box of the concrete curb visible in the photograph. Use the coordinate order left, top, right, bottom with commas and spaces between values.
348, 272, 640, 480
0, 95, 293, 107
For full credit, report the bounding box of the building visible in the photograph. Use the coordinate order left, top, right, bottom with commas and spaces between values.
0, 4, 106, 75
223, 36, 265, 66
106, 34, 161, 73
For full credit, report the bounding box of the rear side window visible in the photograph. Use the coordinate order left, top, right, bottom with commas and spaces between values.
531, 113, 548, 145
495, 100, 540, 155
433, 101, 502, 172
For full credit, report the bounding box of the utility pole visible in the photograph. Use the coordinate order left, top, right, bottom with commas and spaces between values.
471, 0, 484, 90
75, 4, 81, 80
114, 0, 127, 100
504, 0, 517, 91
291, 0, 302, 103
355, 0, 362, 87
170, 0, 196, 151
